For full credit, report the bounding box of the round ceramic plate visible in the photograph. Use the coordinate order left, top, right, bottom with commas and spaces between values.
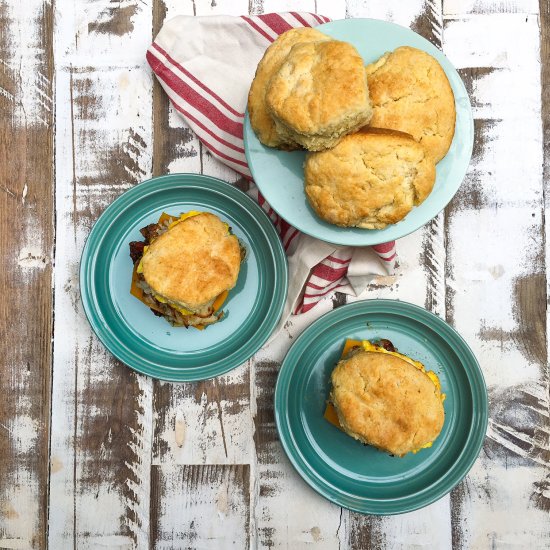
244, 18, 474, 246
80, 174, 288, 381
274, 300, 487, 515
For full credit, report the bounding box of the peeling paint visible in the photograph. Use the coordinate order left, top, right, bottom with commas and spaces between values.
174, 412, 186, 448
478, 273, 546, 366
88, 2, 139, 37
17, 247, 48, 269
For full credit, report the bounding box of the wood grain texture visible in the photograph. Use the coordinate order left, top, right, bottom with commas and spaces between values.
48, 63, 154, 549
48, 2, 154, 547
253, 356, 343, 549
151, 367, 252, 465
443, 10, 549, 548
0, 1, 54, 548
444, 0, 539, 15
150, 464, 250, 549
535, 0, 550, 521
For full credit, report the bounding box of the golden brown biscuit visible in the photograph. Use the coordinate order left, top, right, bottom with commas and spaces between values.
330, 350, 445, 456
266, 40, 373, 151
248, 27, 331, 149
304, 128, 436, 229
365, 46, 456, 163
142, 212, 241, 311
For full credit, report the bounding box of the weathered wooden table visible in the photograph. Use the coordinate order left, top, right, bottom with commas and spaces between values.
1, 0, 548, 548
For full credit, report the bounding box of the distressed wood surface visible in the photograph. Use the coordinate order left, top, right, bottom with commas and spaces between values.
0, 0, 547, 548
48, 3, 154, 548
0, 0, 54, 548
443, 9, 549, 547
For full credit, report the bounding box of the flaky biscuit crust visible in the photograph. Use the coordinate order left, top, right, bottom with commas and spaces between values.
142, 213, 241, 310
304, 129, 436, 228
266, 40, 373, 151
330, 351, 445, 457
365, 46, 456, 163
247, 27, 330, 149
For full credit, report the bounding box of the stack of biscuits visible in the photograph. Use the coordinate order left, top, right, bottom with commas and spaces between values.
247, 29, 456, 229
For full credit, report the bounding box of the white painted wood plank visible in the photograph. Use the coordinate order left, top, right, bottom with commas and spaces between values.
444, 0, 538, 16
346, 0, 437, 28
0, 0, 53, 128
252, 347, 344, 550
0, 1, 53, 547
315, 0, 347, 20
345, 1, 450, 549
443, 12, 541, 70
164, 105, 202, 174
262, 0, 315, 13
150, 0, 253, 465
56, 0, 153, 66
149, 2, 253, 549
443, 11, 549, 548
151, 464, 250, 549
152, 364, 253, 465
48, 2, 154, 546
49, 64, 154, 550
192, 0, 250, 16
245, 0, 358, 543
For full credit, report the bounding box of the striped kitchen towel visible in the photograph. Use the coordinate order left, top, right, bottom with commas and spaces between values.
147, 12, 397, 320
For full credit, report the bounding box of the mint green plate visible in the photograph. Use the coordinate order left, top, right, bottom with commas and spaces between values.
275, 300, 487, 514
80, 174, 288, 381
244, 18, 474, 246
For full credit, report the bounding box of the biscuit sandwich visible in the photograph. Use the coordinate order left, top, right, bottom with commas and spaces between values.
326, 338, 445, 457
266, 39, 373, 151
365, 46, 456, 163
248, 27, 332, 149
129, 211, 245, 329
304, 128, 436, 229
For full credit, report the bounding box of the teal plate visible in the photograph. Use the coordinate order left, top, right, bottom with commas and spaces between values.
274, 300, 488, 514
80, 174, 288, 382
244, 19, 474, 246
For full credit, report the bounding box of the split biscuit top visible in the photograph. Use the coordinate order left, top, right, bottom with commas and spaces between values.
266, 40, 373, 151
142, 212, 241, 311
247, 27, 331, 149
330, 350, 445, 457
304, 128, 436, 229
365, 46, 456, 163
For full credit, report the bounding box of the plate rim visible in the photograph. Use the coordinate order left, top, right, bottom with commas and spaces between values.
243, 17, 475, 246
79, 173, 289, 382
274, 299, 488, 515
